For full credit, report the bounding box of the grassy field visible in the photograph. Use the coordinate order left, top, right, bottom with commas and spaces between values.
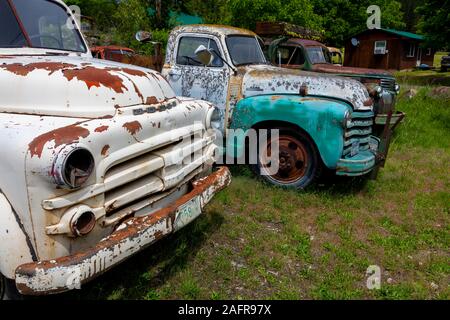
63, 86, 449, 300
394, 52, 450, 86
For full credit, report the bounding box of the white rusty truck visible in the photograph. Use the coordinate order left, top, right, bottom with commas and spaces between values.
161, 25, 392, 189
0, 0, 230, 298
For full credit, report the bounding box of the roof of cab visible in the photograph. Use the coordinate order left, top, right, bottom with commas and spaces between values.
172, 24, 257, 37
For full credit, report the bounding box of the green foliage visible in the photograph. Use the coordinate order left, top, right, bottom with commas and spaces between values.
65, 0, 446, 59
227, 0, 322, 32
312, 0, 405, 47
65, 0, 117, 31
416, 0, 450, 50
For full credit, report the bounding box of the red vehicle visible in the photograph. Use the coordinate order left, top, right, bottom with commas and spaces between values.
91, 45, 163, 71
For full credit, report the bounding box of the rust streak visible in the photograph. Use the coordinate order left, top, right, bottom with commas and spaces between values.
146, 96, 160, 105
122, 121, 142, 135
101, 145, 110, 156
94, 125, 109, 133
0, 62, 77, 77
62, 67, 127, 93
28, 124, 90, 158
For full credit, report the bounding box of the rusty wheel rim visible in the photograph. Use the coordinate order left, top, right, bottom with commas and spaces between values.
260, 134, 309, 184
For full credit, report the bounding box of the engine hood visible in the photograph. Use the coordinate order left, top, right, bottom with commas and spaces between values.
0, 55, 175, 118
241, 65, 372, 110
311, 63, 393, 78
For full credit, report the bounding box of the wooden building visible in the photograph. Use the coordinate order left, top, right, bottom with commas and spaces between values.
344, 28, 435, 70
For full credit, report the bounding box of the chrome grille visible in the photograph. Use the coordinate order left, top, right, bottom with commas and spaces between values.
343, 111, 374, 157
380, 78, 396, 92
103, 131, 215, 219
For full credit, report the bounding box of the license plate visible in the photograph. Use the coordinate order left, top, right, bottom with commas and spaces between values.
351, 141, 360, 157
174, 197, 202, 231
369, 136, 380, 153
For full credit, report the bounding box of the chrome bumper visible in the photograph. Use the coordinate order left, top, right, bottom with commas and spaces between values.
15, 167, 231, 296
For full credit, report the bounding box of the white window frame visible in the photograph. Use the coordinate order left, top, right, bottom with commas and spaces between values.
406, 43, 416, 58
374, 40, 387, 55
426, 48, 432, 56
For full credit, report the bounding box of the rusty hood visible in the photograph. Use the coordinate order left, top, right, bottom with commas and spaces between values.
311, 63, 393, 78
241, 65, 371, 110
0, 56, 175, 118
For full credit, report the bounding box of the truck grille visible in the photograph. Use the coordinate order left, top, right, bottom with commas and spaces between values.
343, 111, 374, 157
380, 78, 396, 92
103, 131, 215, 219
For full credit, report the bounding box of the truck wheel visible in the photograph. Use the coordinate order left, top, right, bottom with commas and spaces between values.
0, 273, 22, 300
252, 130, 320, 189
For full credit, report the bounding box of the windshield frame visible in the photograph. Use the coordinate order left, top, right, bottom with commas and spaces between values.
2, 0, 88, 54
305, 46, 332, 65
225, 35, 267, 67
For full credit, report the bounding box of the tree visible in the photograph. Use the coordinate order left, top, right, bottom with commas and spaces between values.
312, 0, 405, 47
416, 0, 450, 50
227, 0, 321, 32
399, 0, 420, 32
64, 0, 117, 31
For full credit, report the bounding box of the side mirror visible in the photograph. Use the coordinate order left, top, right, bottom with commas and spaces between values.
135, 31, 153, 43
195, 45, 214, 66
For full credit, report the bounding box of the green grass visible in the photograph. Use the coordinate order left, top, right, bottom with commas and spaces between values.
63, 86, 449, 300
434, 52, 449, 68
395, 70, 450, 86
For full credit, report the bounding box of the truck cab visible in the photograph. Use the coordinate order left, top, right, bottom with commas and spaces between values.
265, 37, 405, 135
162, 25, 388, 189
0, 0, 230, 298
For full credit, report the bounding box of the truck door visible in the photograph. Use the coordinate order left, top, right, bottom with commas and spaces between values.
166, 35, 230, 110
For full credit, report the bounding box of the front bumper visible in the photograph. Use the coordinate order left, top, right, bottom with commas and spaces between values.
375, 111, 405, 129
15, 167, 231, 296
336, 137, 379, 176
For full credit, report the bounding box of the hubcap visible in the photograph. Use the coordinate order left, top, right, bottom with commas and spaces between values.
260, 135, 309, 184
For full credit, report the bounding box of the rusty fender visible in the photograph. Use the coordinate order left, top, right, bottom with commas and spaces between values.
15, 167, 231, 296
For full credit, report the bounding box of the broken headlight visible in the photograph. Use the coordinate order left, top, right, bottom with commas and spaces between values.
53, 147, 95, 189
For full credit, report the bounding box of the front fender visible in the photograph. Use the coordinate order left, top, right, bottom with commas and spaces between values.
0, 192, 37, 279
229, 94, 351, 169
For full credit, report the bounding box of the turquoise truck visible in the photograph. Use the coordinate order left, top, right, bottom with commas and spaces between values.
159, 25, 395, 189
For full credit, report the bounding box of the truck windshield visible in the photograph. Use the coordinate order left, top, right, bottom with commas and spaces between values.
306, 47, 331, 64
226, 36, 266, 66
0, 0, 86, 53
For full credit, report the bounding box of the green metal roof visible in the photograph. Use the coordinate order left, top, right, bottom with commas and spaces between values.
380, 28, 425, 41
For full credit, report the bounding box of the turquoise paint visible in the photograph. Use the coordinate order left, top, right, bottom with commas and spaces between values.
336, 150, 377, 176
228, 94, 353, 169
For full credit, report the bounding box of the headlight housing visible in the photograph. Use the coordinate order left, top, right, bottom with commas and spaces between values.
53, 147, 95, 189
207, 107, 224, 133
394, 83, 400, 95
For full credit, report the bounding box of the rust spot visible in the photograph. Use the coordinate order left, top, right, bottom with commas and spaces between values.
110, 67, 149, 78
122, 121, 142, 135
29, 124, 90, 158
94, 125, 109, 133
146, 96, 159, 105
62, 67, 127, 93
0, 62, 77, 77
131, 81, 144, 101
271, 95, 282, 101
101, 145, 110, 156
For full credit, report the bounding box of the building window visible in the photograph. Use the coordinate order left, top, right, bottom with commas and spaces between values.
374, 40, 387, 55
426, 48, 432, 56
406, 43, 416, 58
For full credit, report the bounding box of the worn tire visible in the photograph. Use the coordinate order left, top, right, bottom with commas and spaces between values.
0, 273, 22, 300
251, 129, 321, 189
